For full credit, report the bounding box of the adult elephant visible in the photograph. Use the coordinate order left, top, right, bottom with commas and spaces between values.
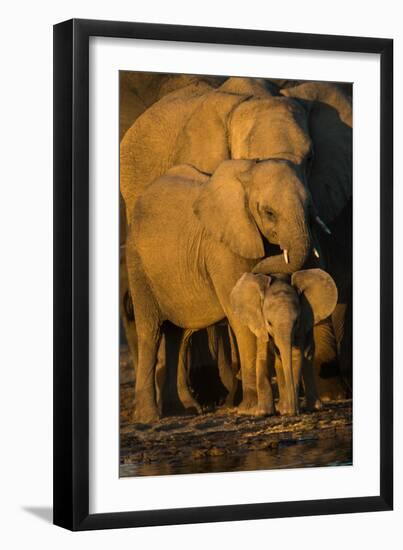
127, 159, 316, 422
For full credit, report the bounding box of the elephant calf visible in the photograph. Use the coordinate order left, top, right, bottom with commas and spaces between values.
230, 269, 338, 416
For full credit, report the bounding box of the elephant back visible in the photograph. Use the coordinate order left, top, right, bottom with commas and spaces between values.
120, 73, 223, 141
120, 79, 215, 221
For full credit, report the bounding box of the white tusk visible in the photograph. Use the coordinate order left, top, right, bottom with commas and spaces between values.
315, 215, 332, 235
313, 248, 320, 258
283, 249, 289, 264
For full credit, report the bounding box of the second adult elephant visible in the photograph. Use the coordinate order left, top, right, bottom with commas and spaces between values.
127, 159, 316, 422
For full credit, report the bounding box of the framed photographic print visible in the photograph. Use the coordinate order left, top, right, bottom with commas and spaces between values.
53, 19, 393, 530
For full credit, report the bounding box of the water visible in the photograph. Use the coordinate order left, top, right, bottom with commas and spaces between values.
120, 435, 352, 478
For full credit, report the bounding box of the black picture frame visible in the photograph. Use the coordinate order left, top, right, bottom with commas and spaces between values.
53, 18, 393, 531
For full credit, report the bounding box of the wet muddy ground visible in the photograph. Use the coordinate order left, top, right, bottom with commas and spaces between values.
120, 348, 352, 478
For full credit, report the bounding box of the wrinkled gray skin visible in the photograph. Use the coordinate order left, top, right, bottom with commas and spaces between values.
127, 159, 315, 423
230, 269, 338, 416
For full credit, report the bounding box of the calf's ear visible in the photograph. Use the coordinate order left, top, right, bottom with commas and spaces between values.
230, 273, 271, 340
291, 268, 338, 332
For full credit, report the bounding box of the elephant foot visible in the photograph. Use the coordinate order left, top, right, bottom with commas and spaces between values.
320, 389, 347, 402
131, 404, 160, 424
237, 386, 258, 411
237, 397, 258, 415
183, 401, 202, 415
178, 391, 202, 415
236, 406, 254, 416
251, 403, 275, 417
217, 402, 232, 412
317, 373, 348, 402
221, 392, 236, 409
217, 393, 238, 413
276, 400, 299, 416
303, 398, 323, 412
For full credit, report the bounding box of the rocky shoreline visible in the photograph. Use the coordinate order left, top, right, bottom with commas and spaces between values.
120, 379, 352, 477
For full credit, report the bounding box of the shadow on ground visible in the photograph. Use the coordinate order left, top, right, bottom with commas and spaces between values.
22, 506, 53, 523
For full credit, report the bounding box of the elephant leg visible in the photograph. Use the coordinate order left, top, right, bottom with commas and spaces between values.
120, 309, 138, 410
274, 347, 303, 415
228, 320, 258, 412
217, 326, 239, 407
255, 337, 274, 416
213, 280, 258, 411
274, 352, 287, 415
228, 325, 240, 378
332, 303, 352, 394
127, 251, 161, 423
274, 353, 298, 415
123, 316, 138, 371
301, 347, 322, 411
155, 333, 166, 415
313, 318, 347, 401
177, 329, 202, 414
119, 254, 139, 385
133, 323, 162, 423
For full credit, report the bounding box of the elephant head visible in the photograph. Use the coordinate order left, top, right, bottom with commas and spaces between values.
122, 77, 351, 234
193, 159, 314, 274
230, 269, 338, 415
175, 77, 351, 231
175, 79, 312, 172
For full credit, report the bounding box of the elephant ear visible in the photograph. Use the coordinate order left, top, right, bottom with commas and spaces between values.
281, 82, 352, 225
193, 160, 264, 259
291, 268, 338, 332
174, 85, 250, 174
230, 273, 271, 340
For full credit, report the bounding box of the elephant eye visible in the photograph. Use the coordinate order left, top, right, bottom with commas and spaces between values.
265, 208, 276, 220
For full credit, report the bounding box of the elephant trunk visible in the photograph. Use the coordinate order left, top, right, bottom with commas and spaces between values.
252, 215, 311, 275
278, 334, 298, 415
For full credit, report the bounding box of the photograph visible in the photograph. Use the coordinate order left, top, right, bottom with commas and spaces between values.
118, 71, 353, 478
